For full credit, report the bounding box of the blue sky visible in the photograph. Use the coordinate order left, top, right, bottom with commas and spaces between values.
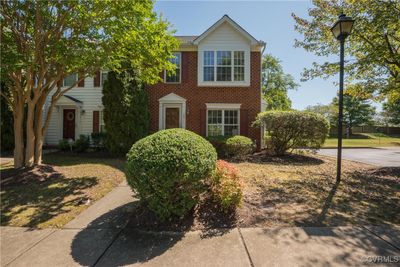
154, 0, 343, 110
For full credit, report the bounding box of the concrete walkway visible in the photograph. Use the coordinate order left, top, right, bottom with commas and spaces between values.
317, 147, 400, 167
2, 183, 399, 267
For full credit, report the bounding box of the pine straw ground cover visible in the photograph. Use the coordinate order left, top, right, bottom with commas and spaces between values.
0, 152, 125, 228
235, 152, 400, 228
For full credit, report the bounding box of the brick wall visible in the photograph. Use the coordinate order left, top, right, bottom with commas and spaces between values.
147, 51, 262, 146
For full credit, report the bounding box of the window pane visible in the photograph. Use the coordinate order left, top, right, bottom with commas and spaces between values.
217, 51, 231, 65
166, 69, 180, 83
224, 125, 239, 136
234, 67, 244, 81
204, 67, 214, 81
204, 51, 214, 66
64, 74, 77, 87
234, 51, 245, 66
217, 67, 231, 81
208, 125, 222, 136
208, 110, 222, 124
224, 110, 238, 124
101, 72, 108, 85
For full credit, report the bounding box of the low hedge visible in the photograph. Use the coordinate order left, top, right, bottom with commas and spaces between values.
126, 129, 217, 220
225, 135, 254, 159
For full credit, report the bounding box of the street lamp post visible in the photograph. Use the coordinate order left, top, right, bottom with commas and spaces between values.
331, 14, 355, 183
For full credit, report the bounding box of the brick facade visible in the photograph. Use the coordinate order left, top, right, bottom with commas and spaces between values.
147, 51, 262, 147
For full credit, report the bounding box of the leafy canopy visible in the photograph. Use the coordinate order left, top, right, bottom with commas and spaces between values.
292, 0, 400, 99
262, 54, 298, 110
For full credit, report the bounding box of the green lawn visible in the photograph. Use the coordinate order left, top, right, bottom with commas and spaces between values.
323, 133, 400, 148
0, 152, 126, 228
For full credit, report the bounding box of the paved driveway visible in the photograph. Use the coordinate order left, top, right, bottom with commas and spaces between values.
317, 147, 400, 167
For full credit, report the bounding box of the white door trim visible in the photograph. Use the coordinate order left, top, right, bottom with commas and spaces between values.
158, 93, 186, 130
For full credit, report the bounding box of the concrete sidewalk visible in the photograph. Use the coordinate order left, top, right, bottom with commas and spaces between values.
2, 184, 399, 267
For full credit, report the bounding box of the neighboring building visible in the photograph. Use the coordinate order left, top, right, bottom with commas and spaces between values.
43, 15, 265, 147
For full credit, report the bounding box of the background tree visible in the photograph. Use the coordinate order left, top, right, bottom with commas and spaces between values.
292, 0, 400, 99
382, 93, 400, 125
304, 103, 336, 125
102, 70, 150, 155
331, 93, 376, 136
262, 54, 298, 110
1, 0, 178, 168
1, 82, 14, 152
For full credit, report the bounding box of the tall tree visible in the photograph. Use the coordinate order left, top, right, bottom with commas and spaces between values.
262, 54, 298, 110
292, 0, 400, 99
1, 0, 178, 168
102, 70, 150, 155
382, 95, 400, 125
331, 93, 376, 136
304, 103, 336, 125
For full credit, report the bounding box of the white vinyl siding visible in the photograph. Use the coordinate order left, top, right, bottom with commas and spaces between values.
43, 76, 104, 145
198, 21, 251, 87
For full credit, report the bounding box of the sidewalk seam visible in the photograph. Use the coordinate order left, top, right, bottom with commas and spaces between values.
238, 227, 254, 267
361, 226, 400, 251
4, 229, 56, 267
92, 226, 125, 266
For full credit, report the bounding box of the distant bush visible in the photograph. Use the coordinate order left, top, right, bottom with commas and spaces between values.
209, 160, 243, 212
58, 139, 71, 151
126, 129, 217, 220
254, 111, 330, 155
206, 135, 229, 157
91, 132, 106, 150
225, 135, 254, 159
74, 135, 90, 152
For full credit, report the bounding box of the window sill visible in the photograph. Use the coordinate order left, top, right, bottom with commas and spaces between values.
198, 81, 249, 87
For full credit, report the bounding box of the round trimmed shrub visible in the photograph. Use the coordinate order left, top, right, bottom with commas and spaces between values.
126, 129, 217, 220
225, 135, 254, 159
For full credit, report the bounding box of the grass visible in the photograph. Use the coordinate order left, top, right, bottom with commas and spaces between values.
0, 152, 126, 228
323, 133, 400, 147
233, 153, 400, 227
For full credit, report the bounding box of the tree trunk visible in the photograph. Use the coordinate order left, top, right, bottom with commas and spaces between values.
13, 103, 25, 168
24, 102, 36, 167
34, 98, 45, 165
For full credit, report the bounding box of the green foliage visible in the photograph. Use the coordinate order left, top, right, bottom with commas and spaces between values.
58, 139, 71, 151
126, 129, 217, 220
225, 136, 254, 159
0, 83, 14, 152
74, 135, 90, 153
206, 135, 229, 157
102, 70, 150, 155
383, 97, 400, 125
254, 111, 330, 155
209, 160, 243, 212
331, 93, 376, 134
91, 132, 107, 150
262, 54, 298, 110
292, 0, 400, 98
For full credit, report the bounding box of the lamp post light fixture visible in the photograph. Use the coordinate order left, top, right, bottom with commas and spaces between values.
331, 14, 355, 183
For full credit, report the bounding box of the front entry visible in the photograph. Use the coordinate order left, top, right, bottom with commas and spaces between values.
63, 109, 75, 140
165, 107, 180, 129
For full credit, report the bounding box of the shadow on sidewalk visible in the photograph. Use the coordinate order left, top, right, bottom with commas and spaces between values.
70, 202, 188, 266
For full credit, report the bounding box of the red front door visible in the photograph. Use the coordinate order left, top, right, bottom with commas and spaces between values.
63, 109, 76, 140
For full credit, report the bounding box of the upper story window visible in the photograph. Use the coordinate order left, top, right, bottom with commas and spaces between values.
203, 51, 245, 82
165, 52, 181, 83
101, 71, 108, 85
63, 73, 77, 87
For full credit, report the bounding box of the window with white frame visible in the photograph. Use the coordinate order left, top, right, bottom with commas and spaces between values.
101, 71, 108, 85
207, 109, 239, 136
203, 50, 245, 82
100, 110, 106, 132
63, 73, 77, 87
165, 52, 181, 83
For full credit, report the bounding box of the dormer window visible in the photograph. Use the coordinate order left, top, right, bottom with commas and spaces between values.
165, 52, 181, 83
202, 50, 245, 83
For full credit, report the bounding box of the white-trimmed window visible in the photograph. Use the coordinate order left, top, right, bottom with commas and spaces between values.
203, 50, 245, 82
101, 71, 108, 85
63, 73, 77, 87
165, 52, 181, 83
100, 110, 106, 132
207, 109, 239, 136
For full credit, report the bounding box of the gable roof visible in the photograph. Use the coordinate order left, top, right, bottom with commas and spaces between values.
193, 15, 262, 45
